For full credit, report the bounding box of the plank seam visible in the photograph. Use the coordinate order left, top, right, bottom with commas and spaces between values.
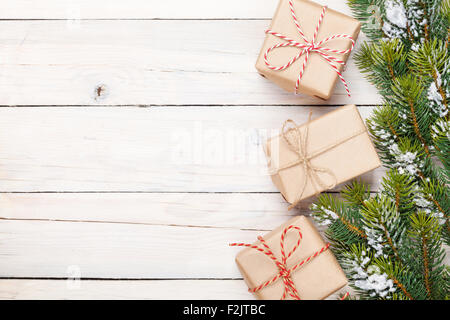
0, 104, 380, 108
0, 277, 245, 280
0, 18, 272, 21
0, 217, 292, 232
0, 191, 355, 194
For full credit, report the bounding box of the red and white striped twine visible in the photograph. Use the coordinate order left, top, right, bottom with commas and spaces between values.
230, 225, 349, 300
263, 0, 355, 96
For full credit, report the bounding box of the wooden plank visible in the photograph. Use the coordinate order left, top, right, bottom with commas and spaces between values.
0, 279, 352, 300
0, 0, 356, 19
0, 218, 447, 280
0, 192, 364, 280
0, 20, 379, 106
0, 280, 252, 300
0, 106, 385, 192
0, 219, 361, 281
0, 193, 307, 230
0, 193, 363, 279
3, 192, 374, 230
0, 192, 360, 279
0, 219, 262, 278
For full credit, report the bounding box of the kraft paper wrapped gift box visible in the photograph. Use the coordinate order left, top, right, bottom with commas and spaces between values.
265, 105, 381, 208
234, 215, 347, 300
256, 0, 361, 99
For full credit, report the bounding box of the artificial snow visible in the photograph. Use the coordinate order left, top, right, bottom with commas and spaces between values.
364, 227, 385, 258
388, 143, 423, 176
355, 273, 396, 297
312, 205, 339, 226
385, 0, 407, 28
323, 208, 339, 220
382, 0, 408, 40
427, 69, 448, 118
347, 253, 397, 298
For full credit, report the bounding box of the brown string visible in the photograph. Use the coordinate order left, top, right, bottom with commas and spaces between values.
269, 111, 367, 210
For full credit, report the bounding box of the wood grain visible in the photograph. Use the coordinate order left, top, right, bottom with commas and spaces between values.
0, 106, 384, 192
0, 0, 394, 300
0, 192, 375, 280
0, 217, 373, 280
0, 280, 252, 300
0, 193, 306, 229
0, 279, 352, 300
0, 0, 355, 19
0, 192, 359, 285
0, 20, 379, 105
0, 219, 261, 278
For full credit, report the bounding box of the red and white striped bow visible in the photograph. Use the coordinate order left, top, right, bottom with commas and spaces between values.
264, 1, 355, 96
230, 225, 351, 300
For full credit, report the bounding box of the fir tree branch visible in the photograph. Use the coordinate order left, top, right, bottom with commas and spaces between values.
417, 169, 426, 180
417, 174, 450, 236
387, 121, 400, 140
406, 22, 416, 43
381, 170, 416, 218
395, 186, 400, 211
431, 68, 449, 116
419, 0, 431, 41
391, 277, 415, 300
362, 196, 405, 265
407, 213, 447, 299
341, 217, 368, 239
380, 220, 403, 265
387, 62, 396, 80
311, 195, 368, 242
426, 193, 444, 215
421, 235, 432, 298
408, 97, 431, 156
324, 0, 450, 300
342, 180, 371, 207
425, 193, 450, 236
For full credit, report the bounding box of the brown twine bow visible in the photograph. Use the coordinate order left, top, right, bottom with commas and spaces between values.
269, 111, 366, 210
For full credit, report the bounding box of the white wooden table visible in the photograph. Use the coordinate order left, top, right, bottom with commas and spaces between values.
0, 0, 382, 299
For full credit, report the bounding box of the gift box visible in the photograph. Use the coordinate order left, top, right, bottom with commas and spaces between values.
255, 0, 361, 99
232, 215, 347, 300
265, 105, 381, 208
